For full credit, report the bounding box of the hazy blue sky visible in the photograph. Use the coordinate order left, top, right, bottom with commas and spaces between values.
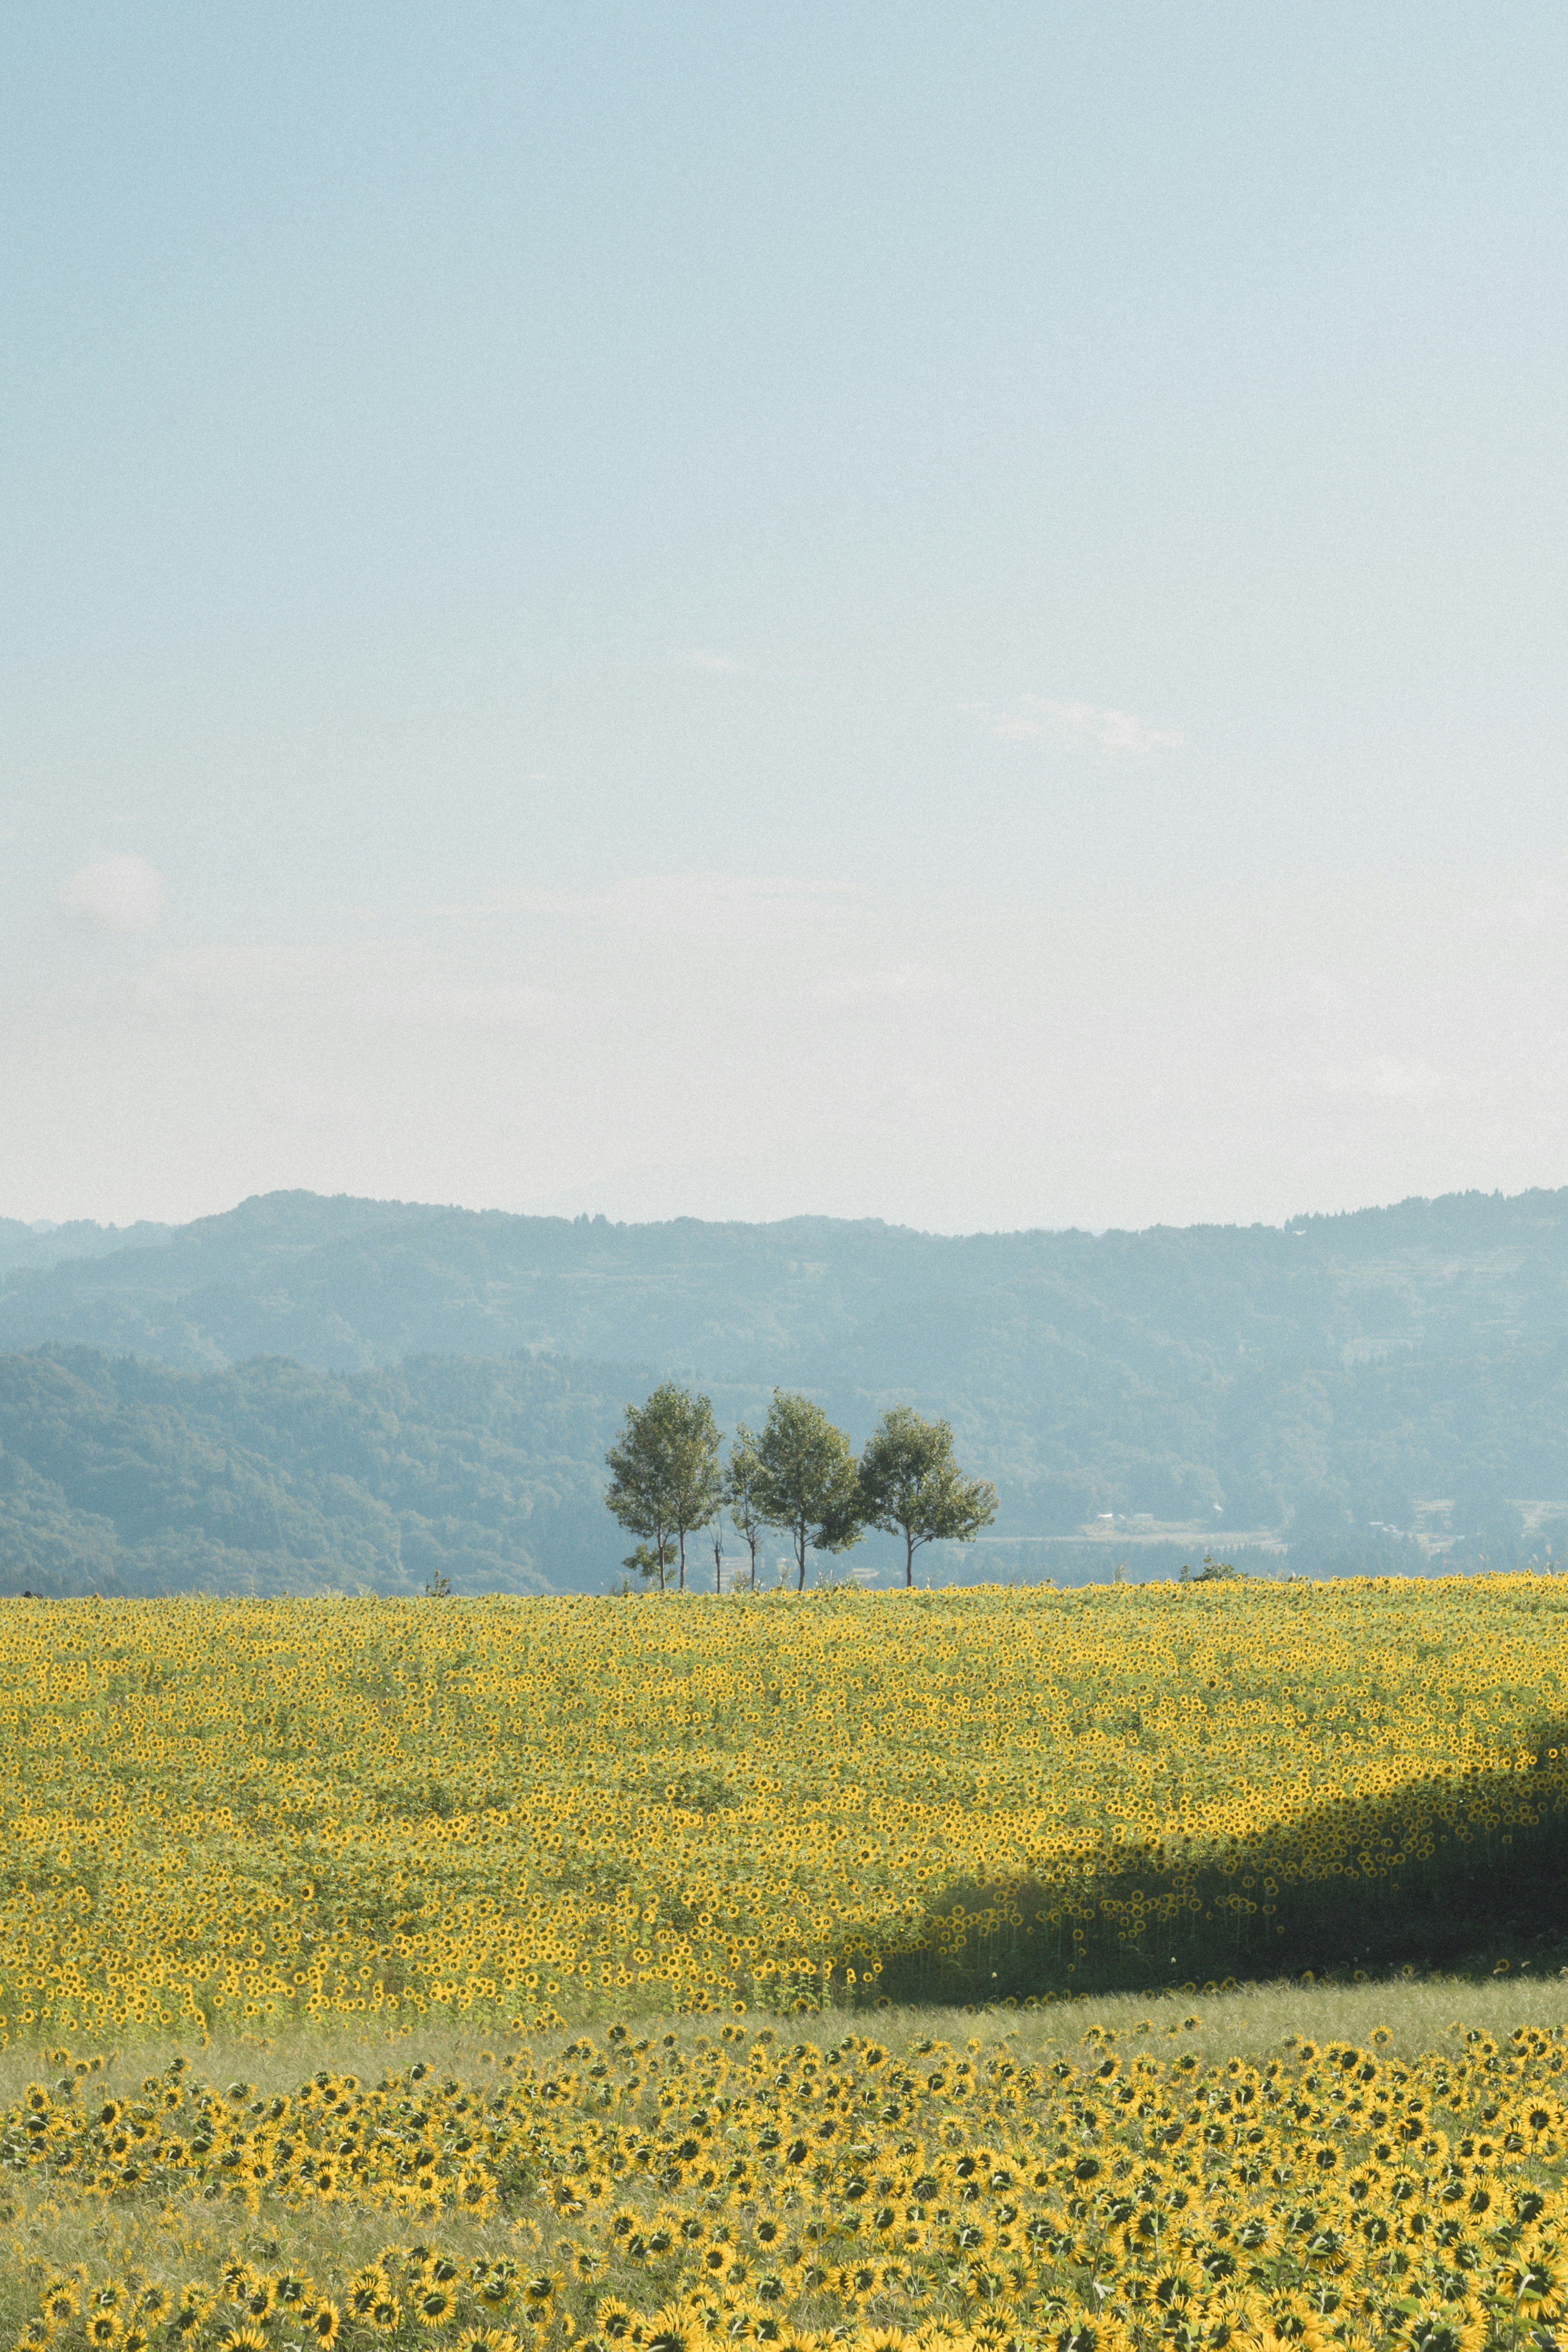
4, 3, 1566, 1231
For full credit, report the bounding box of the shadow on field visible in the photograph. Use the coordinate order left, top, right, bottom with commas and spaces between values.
862, 1717, 1568, 2006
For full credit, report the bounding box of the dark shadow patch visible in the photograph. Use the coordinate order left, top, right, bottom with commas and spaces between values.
855, 1717, 1568, 2005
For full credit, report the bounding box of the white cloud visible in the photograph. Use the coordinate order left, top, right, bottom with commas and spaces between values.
58, 853, 167, 934
989, 695, 1185, 757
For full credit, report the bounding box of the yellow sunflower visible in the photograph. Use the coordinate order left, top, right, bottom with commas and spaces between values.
642, 2304, 694, 2352
522, 2276, 563, 2319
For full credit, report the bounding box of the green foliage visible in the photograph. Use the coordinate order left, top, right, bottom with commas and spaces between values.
858, 1402, 998, 1585
603, 1381, 723, 1592
622, 1538, 674, 1588
0, 1345, 630, 1597
1188, 1551, 1243, 1582
753, 1389, 862, 1589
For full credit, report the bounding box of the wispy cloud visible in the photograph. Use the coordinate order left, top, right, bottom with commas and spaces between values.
58, 853, 167, 933
987, 694, 1185, 757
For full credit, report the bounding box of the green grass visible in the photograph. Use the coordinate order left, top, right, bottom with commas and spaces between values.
7, 1964, 1566, 2114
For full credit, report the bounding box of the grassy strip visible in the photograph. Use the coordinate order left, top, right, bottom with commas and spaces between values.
7, 1973, 1568, 2340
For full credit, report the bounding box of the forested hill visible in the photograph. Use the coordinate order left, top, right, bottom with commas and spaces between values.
0, 1347, 631, 1597
3, 1185, 1568, 1590
9, 1184, 1568, 1379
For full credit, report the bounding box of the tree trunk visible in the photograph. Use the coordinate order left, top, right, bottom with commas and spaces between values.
677, 1527, 686, 1591
795, 1519, 807, 1590
906, 1526, 915, 1587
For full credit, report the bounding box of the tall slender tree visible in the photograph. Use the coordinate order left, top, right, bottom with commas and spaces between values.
724, 1423, 766, 1591
754, 1389, 862, 1590
857, 1403, 998, 1586
604, 1383, 724, 1593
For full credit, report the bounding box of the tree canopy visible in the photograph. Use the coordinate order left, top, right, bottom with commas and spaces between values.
858, 1403, 998, 1585
603, 1382, 723, 1592
753, 1390, 862, 1590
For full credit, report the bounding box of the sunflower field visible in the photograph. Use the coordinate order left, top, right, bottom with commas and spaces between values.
0, 1578, 1564, 2045
11, 2008, 1568, 2352
4, 1578, 1568, 2352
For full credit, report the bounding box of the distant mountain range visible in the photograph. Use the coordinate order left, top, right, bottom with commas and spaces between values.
2, 1184, 1568, 1594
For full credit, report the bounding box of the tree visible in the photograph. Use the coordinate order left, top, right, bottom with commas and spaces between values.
724, 1423, 766, 1592
857, 1404, 998, 1587
624, 1538, 674, 1590
754, 1390, 862, 1591
604, 1383, 724, 1593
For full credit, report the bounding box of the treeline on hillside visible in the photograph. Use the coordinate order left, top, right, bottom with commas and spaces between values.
5, 1187, 1568, 1537
0, 1341, 1559, 1601
0, 1346, 632, 1597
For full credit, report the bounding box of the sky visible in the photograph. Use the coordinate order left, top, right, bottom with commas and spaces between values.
3, 2, 1566, 1234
